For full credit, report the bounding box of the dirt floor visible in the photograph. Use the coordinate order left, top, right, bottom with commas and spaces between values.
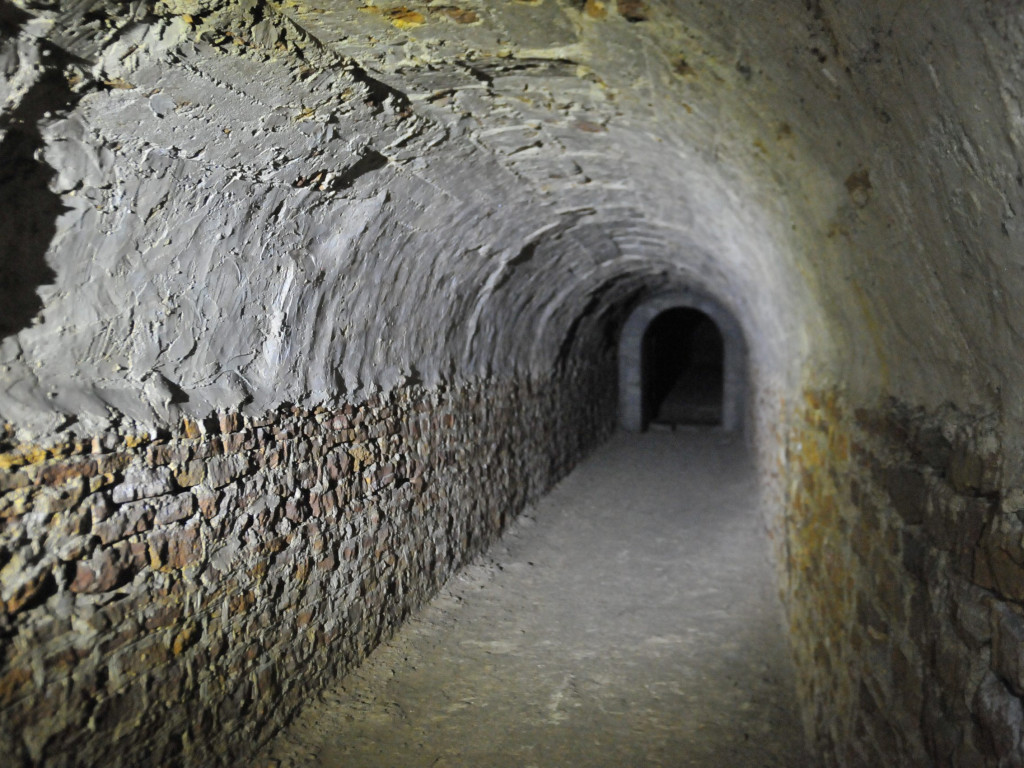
653, 368, 724, 426
262, 430, 813, 768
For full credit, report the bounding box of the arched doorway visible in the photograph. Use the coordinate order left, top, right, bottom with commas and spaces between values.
643, 308, 725, 427
619, 290, 746, 433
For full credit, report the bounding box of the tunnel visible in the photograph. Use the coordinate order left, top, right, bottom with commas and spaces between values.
643, 308, 724, 427
2, 1, 1024, 766
619, 289, 746, 434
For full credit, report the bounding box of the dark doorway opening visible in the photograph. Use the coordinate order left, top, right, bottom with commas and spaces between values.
643, 308, 724, 427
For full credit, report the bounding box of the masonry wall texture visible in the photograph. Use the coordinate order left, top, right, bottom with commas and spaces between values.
1, 363, 617, 767
779, 391, 1024, 767
6, 0, 1024, 765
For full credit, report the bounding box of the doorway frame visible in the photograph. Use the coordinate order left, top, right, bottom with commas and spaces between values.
619, 289, 747, 433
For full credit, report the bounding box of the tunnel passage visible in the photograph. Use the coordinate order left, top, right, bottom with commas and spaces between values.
619, 290, 746, 434
263, 431, 810, 767
10, 2, 1024, 767
642, 308, 725, 428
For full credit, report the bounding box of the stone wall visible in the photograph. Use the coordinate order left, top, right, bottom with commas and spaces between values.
0, 363, 616, 768
778, 389, 1022, 767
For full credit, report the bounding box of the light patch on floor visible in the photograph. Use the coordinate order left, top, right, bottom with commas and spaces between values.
262, 431, 812, 767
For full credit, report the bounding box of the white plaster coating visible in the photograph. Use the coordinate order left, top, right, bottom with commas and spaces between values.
0, 0, 815, 443
4, 0, 1024, 480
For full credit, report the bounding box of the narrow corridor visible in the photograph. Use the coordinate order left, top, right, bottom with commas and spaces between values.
263, 431, 811, 768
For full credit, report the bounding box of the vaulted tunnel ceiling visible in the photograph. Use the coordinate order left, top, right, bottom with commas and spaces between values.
3, 0, 1024, 445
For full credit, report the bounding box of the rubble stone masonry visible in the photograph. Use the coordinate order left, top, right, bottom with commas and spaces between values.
0, 365, 615, 768
781, 390, 1021, 767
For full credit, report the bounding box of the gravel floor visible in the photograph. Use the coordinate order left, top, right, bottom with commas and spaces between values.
262, 430, 813, 768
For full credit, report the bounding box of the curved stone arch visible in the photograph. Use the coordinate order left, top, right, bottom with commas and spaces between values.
619, 289, 747, 432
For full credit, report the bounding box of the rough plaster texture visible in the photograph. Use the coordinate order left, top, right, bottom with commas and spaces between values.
4, 0, 1024, 765
0, 0, 813, 439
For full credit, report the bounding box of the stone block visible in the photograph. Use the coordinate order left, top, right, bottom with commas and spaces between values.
982, 547, 1024, 604
973, 510, 1024, 602
952, 581, 994, 649
900, 528, 929, 580
173, 459, 207, 488
31, 479, 87, 517
2, 561, 56, 613
69, 545, 131, 594
95, 452, 132, 476
220, 431, 247, 453
324, 451, 351, 481
49, 503, 91, 539
111, 465, 175, 504
82, 492, 113, 527
154, 493, 196, 526
914, 423, 953, 472
143, 603, 183, 632
0, 465, 32, 492
1, 491, 33, 532
171, 621, 200, 655
193, 485, 218, 519
884, 466, 928, 525
31, 456, 98, 487
54, 531, 91, 563
973, 671, 1024, 762
205, 454, 250, 489
190, 437, 225, 461
146, 442, 182, 468
148, 521, 201, 571
950, 444, 1000, 496
991, 602, 1024, 697
218, 412, 243, 434
93, 498, 159, 545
